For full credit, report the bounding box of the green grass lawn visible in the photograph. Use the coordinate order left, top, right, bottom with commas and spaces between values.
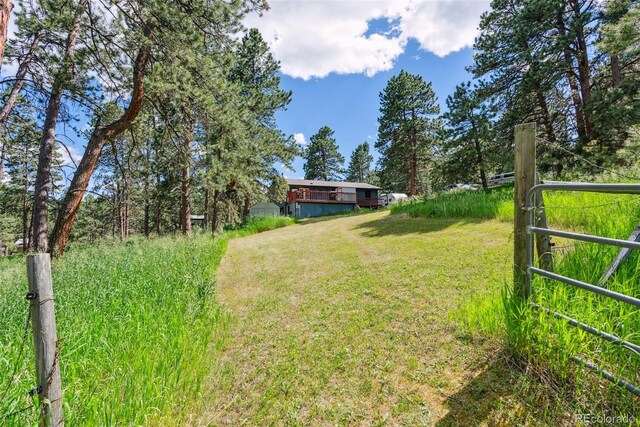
2, 202, 637, 425
190, 211, 590, 426
0, 216, 293, 426
392, 184, 640, 421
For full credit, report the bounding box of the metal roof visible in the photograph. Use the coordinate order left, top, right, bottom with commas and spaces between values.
286, 178, 380, 190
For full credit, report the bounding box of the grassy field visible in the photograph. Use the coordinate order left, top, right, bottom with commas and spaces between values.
0, 216, 293, 425
188, 211, 595, 425
392, 184, 640, 420
2, 198, 637, 424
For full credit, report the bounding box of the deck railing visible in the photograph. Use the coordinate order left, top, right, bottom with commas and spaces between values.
357, 197, 384, 207
287, 189, 356, 203
287, 190, 383, 207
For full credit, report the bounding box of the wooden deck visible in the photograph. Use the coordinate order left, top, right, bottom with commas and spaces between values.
287, 190, 382, 207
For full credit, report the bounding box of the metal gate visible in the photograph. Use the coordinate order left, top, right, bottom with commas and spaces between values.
525, 182, 640, 395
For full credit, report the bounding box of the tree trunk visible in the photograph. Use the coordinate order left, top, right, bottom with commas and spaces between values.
556, 12, 588, 146
409, 152, 416, 196
473, 137, 488, 190
49, 31, 152, 256
22, 143, 30, 249
119, 185, 129, 239
180, 137, 191, 235
111, 195, 116, 238
0, 0, 12, 72
203, 187, 209, 230
535, 90, 563, 175
143, 193, 150, 237
143, 187, 150, 238
0, 32, 41, 128
0, 139, 5, 183
211, 189, 220, 235
243, 194, 251, 220
32, 3, 85, 251
143, 144, 150, 237
154, 174, 161, 234
569, 0, 592, 138
611, 55, 621, 88
535, 91, 557, 144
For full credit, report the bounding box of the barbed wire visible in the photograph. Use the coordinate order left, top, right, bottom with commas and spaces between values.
536, 137, 640, 182
2, 403, 35, 421
551, 244, 578, 252
542, 199, 640, 210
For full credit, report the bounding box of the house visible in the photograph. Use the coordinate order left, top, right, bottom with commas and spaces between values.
285, 179, 382, 218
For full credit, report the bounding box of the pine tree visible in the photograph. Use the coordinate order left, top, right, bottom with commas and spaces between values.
229, 28, 296, 219
303, 126, 345, 181
441, 82, 493, 189
267, 175, 288, 202
345, 142, 373, 183
376, 70, 441, 195
32, 0, 89, 251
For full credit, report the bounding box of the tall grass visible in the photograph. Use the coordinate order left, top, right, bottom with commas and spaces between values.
391, 184, 514, 220
225, 215, 295, 237
0, 216, 293, 425
408, 183, 640, 416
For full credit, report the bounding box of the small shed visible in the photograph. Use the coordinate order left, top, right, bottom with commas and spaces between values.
250, 202, 281, 217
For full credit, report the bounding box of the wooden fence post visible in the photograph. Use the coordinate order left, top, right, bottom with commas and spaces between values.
27, 253, 63, 427
514, 123, 536, 298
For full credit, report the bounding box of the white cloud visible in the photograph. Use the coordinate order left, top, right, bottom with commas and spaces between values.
244, 0, 490, 80
56, 144, 82, 168
398, 0, 490, 57
293, 132, 307, 145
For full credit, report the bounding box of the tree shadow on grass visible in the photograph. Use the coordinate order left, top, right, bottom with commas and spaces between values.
354, 214, 487, 238
435, 349, 577, 427
435, 351, 518, 426
293, 209, 383, 226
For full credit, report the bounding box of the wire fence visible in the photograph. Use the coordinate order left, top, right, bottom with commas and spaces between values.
536, 137, 640, 182
1, 308, 36, 422
524, 172, 640, 397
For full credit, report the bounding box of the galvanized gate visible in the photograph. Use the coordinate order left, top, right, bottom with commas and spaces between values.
525, 182, 640, 395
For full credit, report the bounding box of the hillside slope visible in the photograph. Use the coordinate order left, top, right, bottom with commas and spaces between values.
193, 211, 574, 426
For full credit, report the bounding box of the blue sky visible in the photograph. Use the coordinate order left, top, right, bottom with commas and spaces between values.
276, 41, 475, 178
2, 0, 490, 184
243, 0, 491, 179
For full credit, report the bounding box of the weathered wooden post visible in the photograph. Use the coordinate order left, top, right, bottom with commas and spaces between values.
514, 123, 536, 298
27, 253, 63, 427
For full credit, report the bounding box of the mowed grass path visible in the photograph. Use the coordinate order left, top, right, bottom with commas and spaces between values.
194, 211, 551, 426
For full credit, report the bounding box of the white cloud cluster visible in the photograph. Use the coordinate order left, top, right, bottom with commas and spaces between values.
293, 132, 307, 145
57, 143, 83, 168
244, 0, 490, 80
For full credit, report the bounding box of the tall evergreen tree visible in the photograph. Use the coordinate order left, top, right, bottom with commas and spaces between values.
229, 28, 296, 219
441, 82, 493, 189
345, 142, 373, 183
303, 126, 345, 181
32, 0, 89, 251
376, 70, 441, 195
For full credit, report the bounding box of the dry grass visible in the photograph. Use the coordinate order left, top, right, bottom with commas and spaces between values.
189, 211, 578, 426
